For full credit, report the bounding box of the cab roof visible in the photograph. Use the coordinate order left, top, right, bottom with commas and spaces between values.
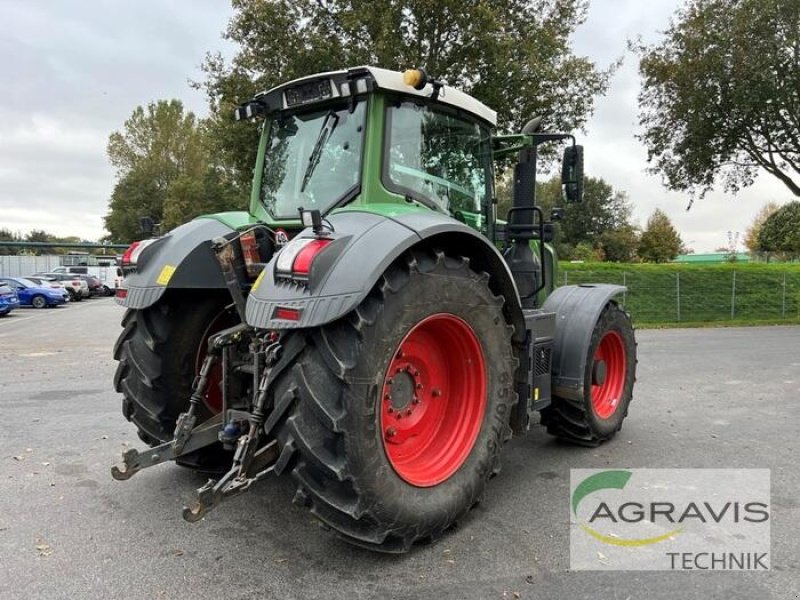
256, 66, 497, 127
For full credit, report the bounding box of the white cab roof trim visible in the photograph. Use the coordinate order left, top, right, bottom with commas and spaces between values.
266, 66, 497, 127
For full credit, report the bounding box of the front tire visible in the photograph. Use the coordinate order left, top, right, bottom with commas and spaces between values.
540, 302, 636, 445
31, 295, 47, 309
270, 250, 516, 552
112, 292, 237, 470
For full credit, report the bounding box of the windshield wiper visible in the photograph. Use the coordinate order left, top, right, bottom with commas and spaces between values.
300, 111, 339, 193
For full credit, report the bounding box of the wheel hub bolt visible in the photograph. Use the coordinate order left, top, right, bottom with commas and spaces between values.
385, 427, 396, 438
432, 388, 442, 397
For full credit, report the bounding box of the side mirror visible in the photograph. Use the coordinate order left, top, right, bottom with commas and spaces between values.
561, 145, 584, 203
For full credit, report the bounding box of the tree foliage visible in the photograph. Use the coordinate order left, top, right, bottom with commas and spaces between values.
758, 201, 800, 257
0, 228, 96, 255
743, 200, 781, 253
199, 0, 617, 189
104, 100, 244, 242
637, 0, 800, 199
497, 173, 638, 261
536, 175, 637, 260
597, 225, 640, 263
638, 208, 684, 263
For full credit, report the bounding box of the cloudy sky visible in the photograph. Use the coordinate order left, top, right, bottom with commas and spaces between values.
0, 0, 792, 251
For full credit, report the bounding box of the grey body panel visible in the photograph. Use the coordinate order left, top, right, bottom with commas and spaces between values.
541, 284, 626, 401
117, 218, 235, 310
246, 210, 524, 334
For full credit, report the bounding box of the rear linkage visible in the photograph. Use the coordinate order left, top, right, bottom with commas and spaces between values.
111, 232, 295, 522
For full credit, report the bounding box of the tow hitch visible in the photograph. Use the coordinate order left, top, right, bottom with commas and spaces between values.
111, 324, 291, 522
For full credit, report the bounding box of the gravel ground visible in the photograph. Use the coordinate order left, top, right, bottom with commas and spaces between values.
0, 299, 798, 600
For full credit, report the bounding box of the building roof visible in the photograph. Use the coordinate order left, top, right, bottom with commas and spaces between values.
673, 253, 751, 263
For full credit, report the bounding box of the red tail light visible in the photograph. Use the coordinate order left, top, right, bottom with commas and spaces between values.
122, 239, 156, 266
116, 288, 128, 299
121, 241, 141, 266
279, 238, 331, 277
273, 307, 301, 321
239, 231, 262, 277
292, 239, 331, 275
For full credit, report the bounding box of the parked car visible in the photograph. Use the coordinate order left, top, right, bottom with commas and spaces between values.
0, 283, 19, 316
51, 265, 123, 296
0, 277, 67, 308
78, 274, 104, 297
32, 272, 89, 300
25, 276, 71, 302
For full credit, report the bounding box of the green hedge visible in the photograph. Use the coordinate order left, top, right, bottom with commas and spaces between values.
557, 262, 800, 325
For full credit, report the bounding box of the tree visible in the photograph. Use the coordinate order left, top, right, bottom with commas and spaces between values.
636, 0, 800, 200
758, 201, 800, 258
597, 225, 640, 263
104, 100, 244, 242
497, 173, 637, 260
534, 175, 635, 260
743, 201, 781, 253
638, 208, 683, 263
199, 0, 617, 189
0, 228, 21, 256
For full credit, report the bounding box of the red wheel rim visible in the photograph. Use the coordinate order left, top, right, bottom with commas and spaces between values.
591, 330, 627, 419
380, 313, 487, 487
194, 309, 237, 414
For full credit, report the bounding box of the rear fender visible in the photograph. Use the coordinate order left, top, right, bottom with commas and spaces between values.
117, 218, 235, 309
542, 284, 626, 401
246, 210, 525, 338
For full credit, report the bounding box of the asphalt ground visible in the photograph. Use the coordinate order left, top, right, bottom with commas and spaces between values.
0, 299, 798, 600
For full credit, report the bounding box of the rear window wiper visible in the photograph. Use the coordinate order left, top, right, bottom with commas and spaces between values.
300, 111, 339, 193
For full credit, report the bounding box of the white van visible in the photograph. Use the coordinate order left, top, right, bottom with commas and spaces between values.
52, 265, 124, 296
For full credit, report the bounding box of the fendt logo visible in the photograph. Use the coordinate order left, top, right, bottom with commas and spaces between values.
569, 469, 771, 571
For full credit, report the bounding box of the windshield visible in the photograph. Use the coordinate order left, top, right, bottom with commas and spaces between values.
261, 100, 366, 219
384, 100, 492, 216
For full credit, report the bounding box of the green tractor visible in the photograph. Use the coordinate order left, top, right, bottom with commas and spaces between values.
111, 66, 636, 552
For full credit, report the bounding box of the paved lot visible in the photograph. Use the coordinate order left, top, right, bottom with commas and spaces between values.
0, 300, 798, 599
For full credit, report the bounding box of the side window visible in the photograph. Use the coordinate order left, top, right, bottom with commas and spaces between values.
384, 100, 491, 216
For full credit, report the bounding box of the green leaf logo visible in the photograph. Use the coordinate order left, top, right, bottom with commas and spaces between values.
572, 470, 682, 547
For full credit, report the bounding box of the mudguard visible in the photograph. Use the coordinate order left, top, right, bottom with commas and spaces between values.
117, 218, 235, 309
542, 284, 626, 401
246, 209, 525, 337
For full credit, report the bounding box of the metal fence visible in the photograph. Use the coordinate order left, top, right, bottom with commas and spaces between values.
0, 255, 64, 277
560, 268, 800, 324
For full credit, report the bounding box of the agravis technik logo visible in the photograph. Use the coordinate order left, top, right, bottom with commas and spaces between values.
569, 469, 770, 571
572, 470, 683, 547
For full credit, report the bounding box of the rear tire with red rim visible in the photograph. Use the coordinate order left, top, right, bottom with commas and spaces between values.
540, 302, 636, 445
112, 292, 238, 472
270, 249, 516, 552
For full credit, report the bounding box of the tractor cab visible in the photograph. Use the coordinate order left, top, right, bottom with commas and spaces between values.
236, 67, 499, 233
236, 66, 584, 306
